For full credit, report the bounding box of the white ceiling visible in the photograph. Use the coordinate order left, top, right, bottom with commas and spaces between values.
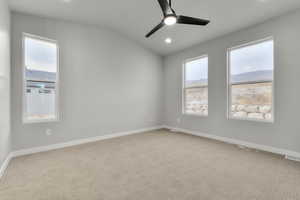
9, 0, 300, 56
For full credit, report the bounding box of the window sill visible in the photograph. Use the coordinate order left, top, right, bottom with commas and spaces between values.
228, 116, 274, 124
23, 118, 60, 124
183, 113, 208, 117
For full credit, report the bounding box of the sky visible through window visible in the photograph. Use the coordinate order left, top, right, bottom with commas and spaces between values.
230, 40, 273, 75
185, 57, 208, 81
25, 37, 57, 73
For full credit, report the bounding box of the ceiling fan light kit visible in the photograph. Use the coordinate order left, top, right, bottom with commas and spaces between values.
164, 15, 177, 25
146, 0, 210, 38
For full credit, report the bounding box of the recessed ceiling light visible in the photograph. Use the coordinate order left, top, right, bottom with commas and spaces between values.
62, 0, 72, 3
165, 38, 172, 44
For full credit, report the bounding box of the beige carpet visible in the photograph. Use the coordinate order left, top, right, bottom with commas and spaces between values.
1, 129, 300, 200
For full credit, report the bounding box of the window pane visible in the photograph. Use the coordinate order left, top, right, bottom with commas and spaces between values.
185, 87, 208, 115
25, 37, 58, 74
229, 39, 273, 121
184, 56, 208, 115
24, 36, 58, 122
185, 57, 208, 85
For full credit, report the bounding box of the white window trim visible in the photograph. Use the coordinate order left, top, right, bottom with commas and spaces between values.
182, 54, 209, 117
22, 33, 60, 124
226, 36, 275, 123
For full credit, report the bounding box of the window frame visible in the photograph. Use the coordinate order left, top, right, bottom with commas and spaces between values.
226, 37, 275, 123
182, 54, 209, 117
22, 33, 60, 124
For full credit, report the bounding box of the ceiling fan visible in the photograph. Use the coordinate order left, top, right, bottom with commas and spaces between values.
146, 0, 210, 38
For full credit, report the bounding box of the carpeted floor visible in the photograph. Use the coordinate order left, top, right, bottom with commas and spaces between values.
1, 129, 300, 200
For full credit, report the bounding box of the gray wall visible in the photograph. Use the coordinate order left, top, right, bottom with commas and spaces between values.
11, 12, 163, 150
164, 10, 300, 153
0, 0, 11, 166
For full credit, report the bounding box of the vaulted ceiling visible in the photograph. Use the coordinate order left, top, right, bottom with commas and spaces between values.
9, 0, 300, 55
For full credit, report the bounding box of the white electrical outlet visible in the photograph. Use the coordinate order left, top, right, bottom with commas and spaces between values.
46, 129, 52, 136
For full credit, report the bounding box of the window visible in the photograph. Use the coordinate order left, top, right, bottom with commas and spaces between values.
23, 34, 59, 123
183, 55, 208, 116
228, 38, 274, 122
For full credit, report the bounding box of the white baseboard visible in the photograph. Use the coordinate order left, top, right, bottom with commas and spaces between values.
285, 155, 300, 162
0, 125, 163, 180
12, 126, 164, 158
0, 153, 13, 180
163, 125, 300, 160
2, 125, 299, 180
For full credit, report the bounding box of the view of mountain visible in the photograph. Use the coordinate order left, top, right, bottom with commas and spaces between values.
186, 79, 208, 87
26, 69, 56, 82
186, 70, 272, 87
26, 69, 272, 85
231, 70, 273, 84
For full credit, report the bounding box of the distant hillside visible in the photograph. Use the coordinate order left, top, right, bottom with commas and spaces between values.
26, 69, 272, 85
26, 69, 56, 82
231, 70, 273, 84
186, 79, 207, 87
186, 70, 272, 86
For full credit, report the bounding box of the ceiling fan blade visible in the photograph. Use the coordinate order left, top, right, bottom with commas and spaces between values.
157, 0, 173, 16
177, 15, 210, 26
145, 22, 165, 38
